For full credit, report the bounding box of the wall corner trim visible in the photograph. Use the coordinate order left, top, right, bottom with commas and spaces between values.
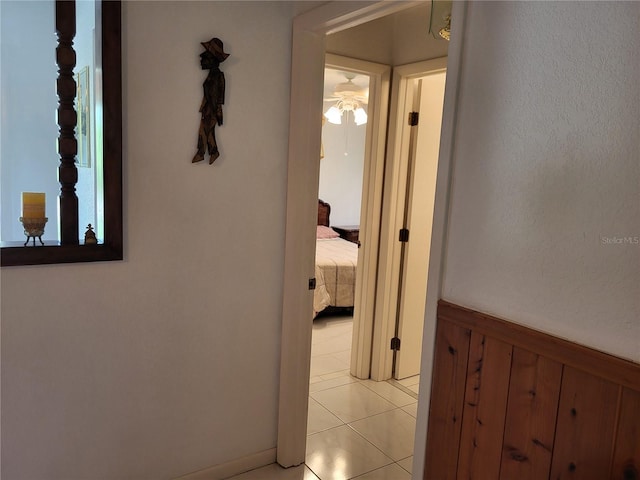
173, 448, 276, 480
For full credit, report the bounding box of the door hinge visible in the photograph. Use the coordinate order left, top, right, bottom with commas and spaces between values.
408, 111, 419, 126
399, 228, 410, 242
308, 278, 316, 290
390, 337, 401, 351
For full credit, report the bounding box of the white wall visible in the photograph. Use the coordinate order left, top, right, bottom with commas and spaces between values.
442, 1, 640, 362
319, 104, 367, 226
1, 2, 296, 478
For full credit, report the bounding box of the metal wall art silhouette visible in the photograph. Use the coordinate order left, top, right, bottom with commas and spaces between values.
192, 37, 229, 164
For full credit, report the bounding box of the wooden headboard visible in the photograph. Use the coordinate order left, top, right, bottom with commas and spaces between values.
318, 199, 331, 227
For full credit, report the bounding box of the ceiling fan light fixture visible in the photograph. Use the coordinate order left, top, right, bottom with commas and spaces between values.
324, 73, 369, 126
324, 106, 342, 125
354, 107, 367, 126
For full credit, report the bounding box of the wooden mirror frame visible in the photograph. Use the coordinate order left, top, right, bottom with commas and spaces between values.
1, 0, 122, 267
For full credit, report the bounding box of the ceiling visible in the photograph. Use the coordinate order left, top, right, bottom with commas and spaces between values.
323, 68, 370, 103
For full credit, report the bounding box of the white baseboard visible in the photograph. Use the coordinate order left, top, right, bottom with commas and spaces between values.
174, 448, 277, 480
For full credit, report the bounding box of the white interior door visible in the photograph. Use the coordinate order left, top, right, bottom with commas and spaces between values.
394, 71, 447, 380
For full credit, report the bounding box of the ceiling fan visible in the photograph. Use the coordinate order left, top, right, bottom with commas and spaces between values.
324, 73, 369, 125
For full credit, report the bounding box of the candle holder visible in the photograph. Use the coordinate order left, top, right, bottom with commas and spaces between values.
19, 217, 48, 246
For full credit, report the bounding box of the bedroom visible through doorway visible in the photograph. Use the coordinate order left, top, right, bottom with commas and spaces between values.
311, 66, 368, 322
317, 54, 391, 382
313, 64, 368, 313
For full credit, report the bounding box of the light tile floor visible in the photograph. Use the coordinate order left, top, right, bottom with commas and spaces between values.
228, 314, 420, 480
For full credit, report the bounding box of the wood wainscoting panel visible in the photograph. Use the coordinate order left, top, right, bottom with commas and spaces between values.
424, 301, 640, 480
437, 301, 640, 391
612, 388, 640, 480
550, 366, 620, 479
424, 319, 471, 480
457, 333, 513, 479
499, 348, 563, 480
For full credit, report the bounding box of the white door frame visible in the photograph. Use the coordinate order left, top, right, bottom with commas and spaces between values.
370, 57, 448, 382
323, 53, 391, 381
277, 2, 468, 476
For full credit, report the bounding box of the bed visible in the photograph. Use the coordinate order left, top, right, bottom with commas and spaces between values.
314, 199, 359, 317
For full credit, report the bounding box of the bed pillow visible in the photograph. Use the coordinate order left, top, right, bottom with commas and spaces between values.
317, 225, 340, 239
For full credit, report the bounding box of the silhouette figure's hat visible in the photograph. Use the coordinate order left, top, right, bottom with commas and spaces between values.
201, 38, 229, 62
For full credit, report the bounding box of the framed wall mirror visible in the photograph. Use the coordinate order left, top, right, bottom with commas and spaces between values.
0, 0, 122, 266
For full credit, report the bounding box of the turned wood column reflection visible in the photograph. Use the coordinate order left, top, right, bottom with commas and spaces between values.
56, 0, 79, 245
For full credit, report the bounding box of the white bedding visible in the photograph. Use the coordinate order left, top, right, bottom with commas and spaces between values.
314, 237, 358, 316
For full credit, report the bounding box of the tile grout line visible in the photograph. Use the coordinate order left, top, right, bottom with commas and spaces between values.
309, 315, 416, 479
386, 379, 419, 400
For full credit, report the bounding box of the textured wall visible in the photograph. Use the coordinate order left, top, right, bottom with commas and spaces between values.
443, 1, 640, 361
1, 2, 294, 478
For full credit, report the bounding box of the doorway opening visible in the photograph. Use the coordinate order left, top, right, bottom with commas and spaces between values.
318, 53, 391, 382
306, 58, 421, 478
307, 59, 449, 480
311, 64, 369, 382
278, 2, 466, 477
